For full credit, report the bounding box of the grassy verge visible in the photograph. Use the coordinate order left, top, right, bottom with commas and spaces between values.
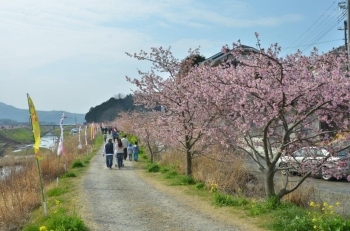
136, 153, 350, 231
0, 132, 103, 231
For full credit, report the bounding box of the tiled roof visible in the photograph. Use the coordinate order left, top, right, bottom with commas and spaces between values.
202, 45, 258, 67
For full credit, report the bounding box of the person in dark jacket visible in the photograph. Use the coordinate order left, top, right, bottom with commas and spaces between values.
103, 138, 114, 169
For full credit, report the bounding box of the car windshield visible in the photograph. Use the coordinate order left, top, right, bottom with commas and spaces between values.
300, 148, 326, 157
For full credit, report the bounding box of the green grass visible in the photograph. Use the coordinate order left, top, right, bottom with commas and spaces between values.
0, 127, 34, 143
194, 182, 205, 190
0, 126, 53, 143
62, 172, 77, 178
147, 163, 160, 172
46, 187, 69, 197
214, 192, 249, 207
71, 159, 84, 168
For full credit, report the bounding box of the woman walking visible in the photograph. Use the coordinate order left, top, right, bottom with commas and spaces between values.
115, 140, 124, 169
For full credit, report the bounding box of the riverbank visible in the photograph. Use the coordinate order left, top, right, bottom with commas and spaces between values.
0, 132, 99, 231
0, 126, 54, 157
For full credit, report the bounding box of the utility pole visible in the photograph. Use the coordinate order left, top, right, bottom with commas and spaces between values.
338, 20, 347, 51
345, 20, 348, 52
348, 0, 350, 57
339, 1, 350, 56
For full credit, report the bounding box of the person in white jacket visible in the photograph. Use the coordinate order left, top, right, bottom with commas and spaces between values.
121, 135, 129, 160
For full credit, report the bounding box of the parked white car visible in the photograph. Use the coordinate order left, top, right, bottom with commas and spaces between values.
70, 128, 78, 135
277, 146, 350, 181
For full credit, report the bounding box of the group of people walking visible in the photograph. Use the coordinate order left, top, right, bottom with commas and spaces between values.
102, 134, 139, 169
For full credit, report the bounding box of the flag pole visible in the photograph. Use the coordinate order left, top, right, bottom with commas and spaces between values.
56, 154, 60, 187
27, 93, 48, 217
36, 158, 47, 216
56, 112, 65, 186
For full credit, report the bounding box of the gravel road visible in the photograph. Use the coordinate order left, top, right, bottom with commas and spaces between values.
75, 145, 264, 231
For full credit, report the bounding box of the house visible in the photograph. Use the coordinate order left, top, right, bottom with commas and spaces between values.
202, 45, 259, 67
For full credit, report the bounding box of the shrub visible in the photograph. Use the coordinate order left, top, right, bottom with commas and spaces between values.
71, 159, 84, 168
45, 213, 88, 231
147, 163, 160, 172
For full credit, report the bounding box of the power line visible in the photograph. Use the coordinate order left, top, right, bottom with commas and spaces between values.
301, 11, 346, 52
284, 39, 343, 49
286, 2, 337, 50
285, 2, 345, 53
296, 5, 340, 49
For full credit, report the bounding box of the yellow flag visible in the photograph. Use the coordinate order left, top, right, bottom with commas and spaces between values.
27, 94, 42, 160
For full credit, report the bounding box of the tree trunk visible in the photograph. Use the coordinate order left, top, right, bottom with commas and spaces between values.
186, 149, 192, 176
185, 135, 192, 176
265, 164, 277, 198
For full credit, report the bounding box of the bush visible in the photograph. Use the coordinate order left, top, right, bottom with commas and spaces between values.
71, 159, 84, 168
45, 213, 88, 231
23, 201, 88, 231
140, 153, 148, 159
147, 163, 160, 172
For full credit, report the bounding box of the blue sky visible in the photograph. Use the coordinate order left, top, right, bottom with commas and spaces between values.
0, 0, 346, 114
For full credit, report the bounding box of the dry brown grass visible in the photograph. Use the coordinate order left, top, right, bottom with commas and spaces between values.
281, 183, 318, 207
0, 134, 93, 231
155, 146, 265, 198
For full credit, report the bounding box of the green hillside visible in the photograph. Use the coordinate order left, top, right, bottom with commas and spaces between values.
85, 94, 146, 123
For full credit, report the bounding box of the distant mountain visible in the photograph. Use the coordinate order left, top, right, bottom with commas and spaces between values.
0, 102, 85, 125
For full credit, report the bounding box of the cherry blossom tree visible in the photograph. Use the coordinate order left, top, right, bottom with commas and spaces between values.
117, 111, 167, 163
187, 34, 350, 200
126, 47, 216, 176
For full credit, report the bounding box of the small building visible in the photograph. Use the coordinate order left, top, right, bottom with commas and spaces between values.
202, 45, 259, 67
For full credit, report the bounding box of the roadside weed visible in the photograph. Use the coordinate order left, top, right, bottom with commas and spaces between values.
147, 163, 160, 172
214, 192, 249, 207
62, 172, 77, 178
194, 182, 205, 190
71, 159, 84, 168
20, 134, 103, 231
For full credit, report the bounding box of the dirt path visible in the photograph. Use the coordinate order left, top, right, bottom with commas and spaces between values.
75, 145, 265, 231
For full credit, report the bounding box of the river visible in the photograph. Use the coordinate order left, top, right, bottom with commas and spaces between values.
13, 132, 58, 153
0, 133, 58, 180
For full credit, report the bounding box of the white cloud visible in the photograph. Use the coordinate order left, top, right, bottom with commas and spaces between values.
0, 0, 324, 114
